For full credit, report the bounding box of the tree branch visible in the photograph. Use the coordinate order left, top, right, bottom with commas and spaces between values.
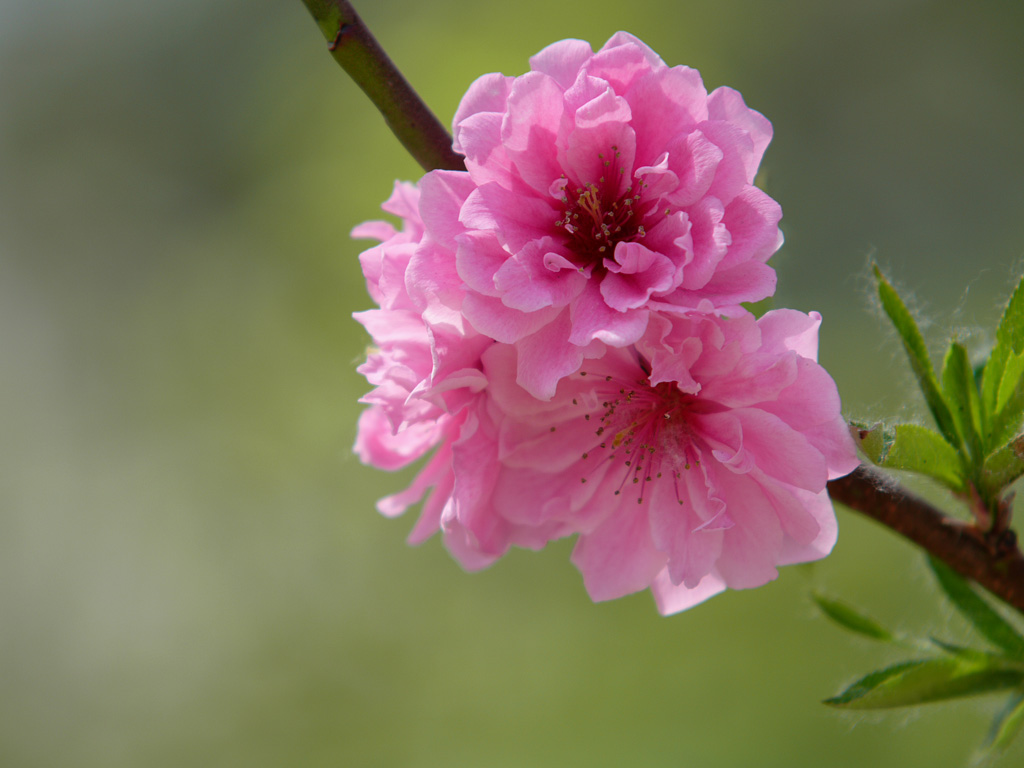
828, 466, 1024, 615
299, 0, 466, 173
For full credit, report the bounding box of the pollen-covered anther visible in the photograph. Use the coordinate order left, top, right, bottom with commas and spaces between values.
570, 374, 700, 506
553, 150, 652, 263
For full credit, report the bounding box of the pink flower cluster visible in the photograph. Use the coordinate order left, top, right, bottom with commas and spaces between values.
353, 33, 857, 614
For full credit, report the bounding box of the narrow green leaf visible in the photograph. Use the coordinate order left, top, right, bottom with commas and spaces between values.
942, 342, 984, 463
982, 276, 1024, 434
981, 438, 1024, 498
928, 557, 1024, 659
989, 351, 1024, 452
984, 691, 1024, 754
929, 638, 996, 662
997, 276, 1024, 355
874, 265, 961, 449
824, 660, 926, 706
853, 422, 966, 492
996, 351, 1024, 416
824, 656, 1023, 709
982, 344, 1009, 432
813, 592, 897, 643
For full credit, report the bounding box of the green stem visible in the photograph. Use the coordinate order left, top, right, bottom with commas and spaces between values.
299, 0, 466, 173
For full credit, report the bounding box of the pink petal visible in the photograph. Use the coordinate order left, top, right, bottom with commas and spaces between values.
717, 186, 784, 270
665, 130, 723, 208
460, 183, 558, 252
633, 152, 679, 200
455, 231, 508, 297
571, 503, 667, 602
707, 86, 773, 181
515, 310, 594, 400
702, 408, 829, 492
626, 65, 708, 168
681, 196, 729, 290
419, 170, 476, 250
407, 447, 456, 543
699, 119, 756, 204
452, 73, 514, 154
568, 280, 649, 347
600, 242, 677, 311
462, 292, 560, 344
757, 309, 820, 360
501, 72, 567, 193
564, 91, 636, 192
699, 350, 799, 408
528, 38, 594, 89
351, 221, 395, 241
712, 471, 785, 588
651, 569, 726, 615
773, 486, 839, 565
648, 466, 726, 588
493, 237, 587, 311
354, 406, 441, 472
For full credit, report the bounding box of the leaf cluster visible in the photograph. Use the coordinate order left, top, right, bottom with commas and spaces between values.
816, 558, 1024, 761
854, 268, 1024, 526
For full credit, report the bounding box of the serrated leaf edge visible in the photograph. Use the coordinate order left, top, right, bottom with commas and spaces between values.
874, 265, 962, 451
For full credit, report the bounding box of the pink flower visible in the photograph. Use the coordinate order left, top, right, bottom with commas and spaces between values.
428, 31, 783, 399
352, 181, 564, 568
481, 308, 858, 614
349, 37, 857, 616
353, 189, 855, 610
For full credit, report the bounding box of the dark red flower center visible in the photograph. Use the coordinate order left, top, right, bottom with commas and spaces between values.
574, 371, 699, 505
554, 147, 647, 265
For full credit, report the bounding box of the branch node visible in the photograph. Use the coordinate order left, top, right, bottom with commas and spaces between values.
328, 23, 353, 52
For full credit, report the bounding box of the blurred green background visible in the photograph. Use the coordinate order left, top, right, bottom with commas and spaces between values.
4, 1, 1024, 765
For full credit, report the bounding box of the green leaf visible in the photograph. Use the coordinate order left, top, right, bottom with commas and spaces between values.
929, 638, 995, 662
851, 421, 885, 461
981, 438, 1024, 497
942, 341, 984, 463
874, 265, 961, 449
984, 691, 1024, 755
813, 592, 897, 643
928, 557, 1024, 659
996, 351, 1024, 416
824, 660, 925, 706
982, 344, 1009, 432
988, 350, 1024, 452
997, 276, 1024, 355
824, 656, 1023, 709
982, 276, 1024, 435
853, 421, 966, 492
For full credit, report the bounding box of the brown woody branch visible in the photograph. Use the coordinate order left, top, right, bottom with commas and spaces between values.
829, 466, 1024, 614
299, 0, 465, 173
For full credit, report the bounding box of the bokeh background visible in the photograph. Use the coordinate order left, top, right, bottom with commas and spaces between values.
4, 1, 1024, 765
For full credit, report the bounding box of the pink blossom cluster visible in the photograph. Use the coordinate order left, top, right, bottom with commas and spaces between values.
352, 33, 858, 614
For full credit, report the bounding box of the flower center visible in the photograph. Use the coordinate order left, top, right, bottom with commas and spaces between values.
554, 148, 646, 265
574, 372, 698, 505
